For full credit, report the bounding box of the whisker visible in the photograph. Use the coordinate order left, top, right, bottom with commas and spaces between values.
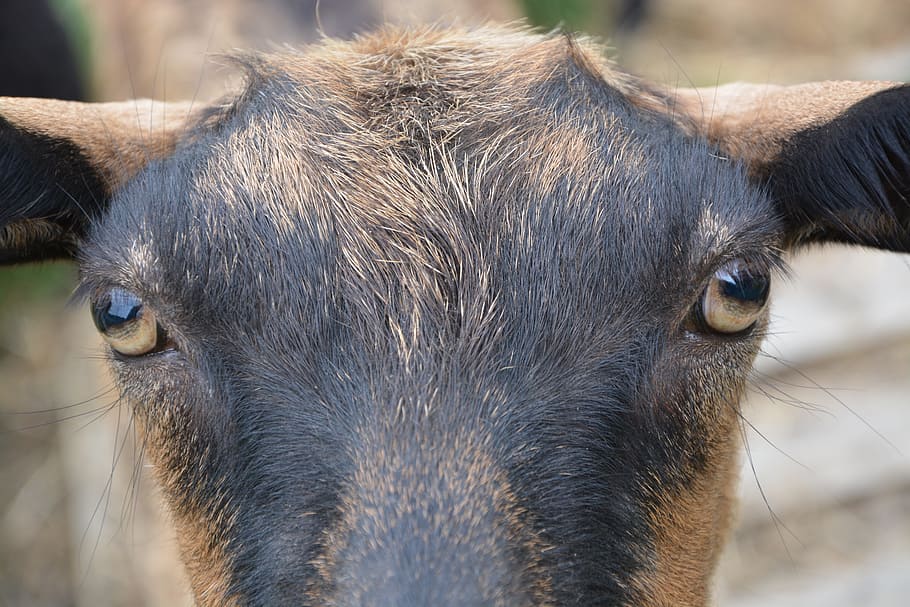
55, 184, 92, 223
747, 371, 833, 416
6, 400, 120, 433
737, 385, 811, 471
72, 396, 122, 434
760, 351, 902, 455
0, 384, 117, 416
77, 394, 134, 585
736, 413, 803, 558
121, 419, 147, 535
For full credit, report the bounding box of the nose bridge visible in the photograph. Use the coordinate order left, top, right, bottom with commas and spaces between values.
315, 423, 550, 607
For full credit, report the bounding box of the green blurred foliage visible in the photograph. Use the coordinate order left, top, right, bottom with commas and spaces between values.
49, 0, 94, 96
0, 264, 77, 310
519, 0, 611, 34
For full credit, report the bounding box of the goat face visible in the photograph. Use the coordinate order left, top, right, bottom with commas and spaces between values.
1, 26, 907, 607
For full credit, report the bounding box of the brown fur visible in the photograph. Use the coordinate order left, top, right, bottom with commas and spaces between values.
0, 97, 193, 190
1, 25, 907, 606
631, 409, 740, 606
0, 218, 70, 252
674, 81, 900, 174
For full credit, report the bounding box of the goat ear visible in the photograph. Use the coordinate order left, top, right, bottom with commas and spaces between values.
0, 97, 194, 263
675, 82, 910, 251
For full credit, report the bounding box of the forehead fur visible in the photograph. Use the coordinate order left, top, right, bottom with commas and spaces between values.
87, 25, 774, 360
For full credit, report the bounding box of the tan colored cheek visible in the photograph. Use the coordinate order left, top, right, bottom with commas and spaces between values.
631, 409, 740, 607
168, 510, 239, 607
134, 416, 239, 607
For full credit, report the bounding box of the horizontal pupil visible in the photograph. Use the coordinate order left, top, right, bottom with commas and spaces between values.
101, 306, 139, 327
719, 271, 768, 303
94, 289, 143, 332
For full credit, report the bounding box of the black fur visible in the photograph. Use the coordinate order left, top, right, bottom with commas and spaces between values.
1, 27, 908, 607
766, 85, 910, 250
0, 117, 106, 263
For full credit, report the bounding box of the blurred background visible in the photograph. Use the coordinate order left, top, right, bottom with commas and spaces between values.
1, 1, 908, 605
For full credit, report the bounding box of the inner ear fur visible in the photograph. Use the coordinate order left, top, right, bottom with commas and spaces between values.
0, 97, 195, 263
675, 82, 910, 251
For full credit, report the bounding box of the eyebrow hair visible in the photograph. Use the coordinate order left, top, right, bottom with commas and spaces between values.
689, 217, 789, 290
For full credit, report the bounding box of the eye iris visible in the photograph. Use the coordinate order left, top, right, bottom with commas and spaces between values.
701, 260, 770, 335
91, 288, 166, 356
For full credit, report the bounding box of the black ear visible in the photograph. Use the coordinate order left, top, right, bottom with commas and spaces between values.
0, 97, 194, 263
675, 82, 910, 251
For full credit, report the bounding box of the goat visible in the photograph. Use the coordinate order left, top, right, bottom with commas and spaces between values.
1, 25, 907, 606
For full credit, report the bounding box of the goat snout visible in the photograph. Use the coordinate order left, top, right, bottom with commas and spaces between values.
311, 433, 551, 606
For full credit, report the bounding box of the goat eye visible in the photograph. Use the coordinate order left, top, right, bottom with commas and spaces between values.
699, 260, 770, 335
91, 288, 169, 356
